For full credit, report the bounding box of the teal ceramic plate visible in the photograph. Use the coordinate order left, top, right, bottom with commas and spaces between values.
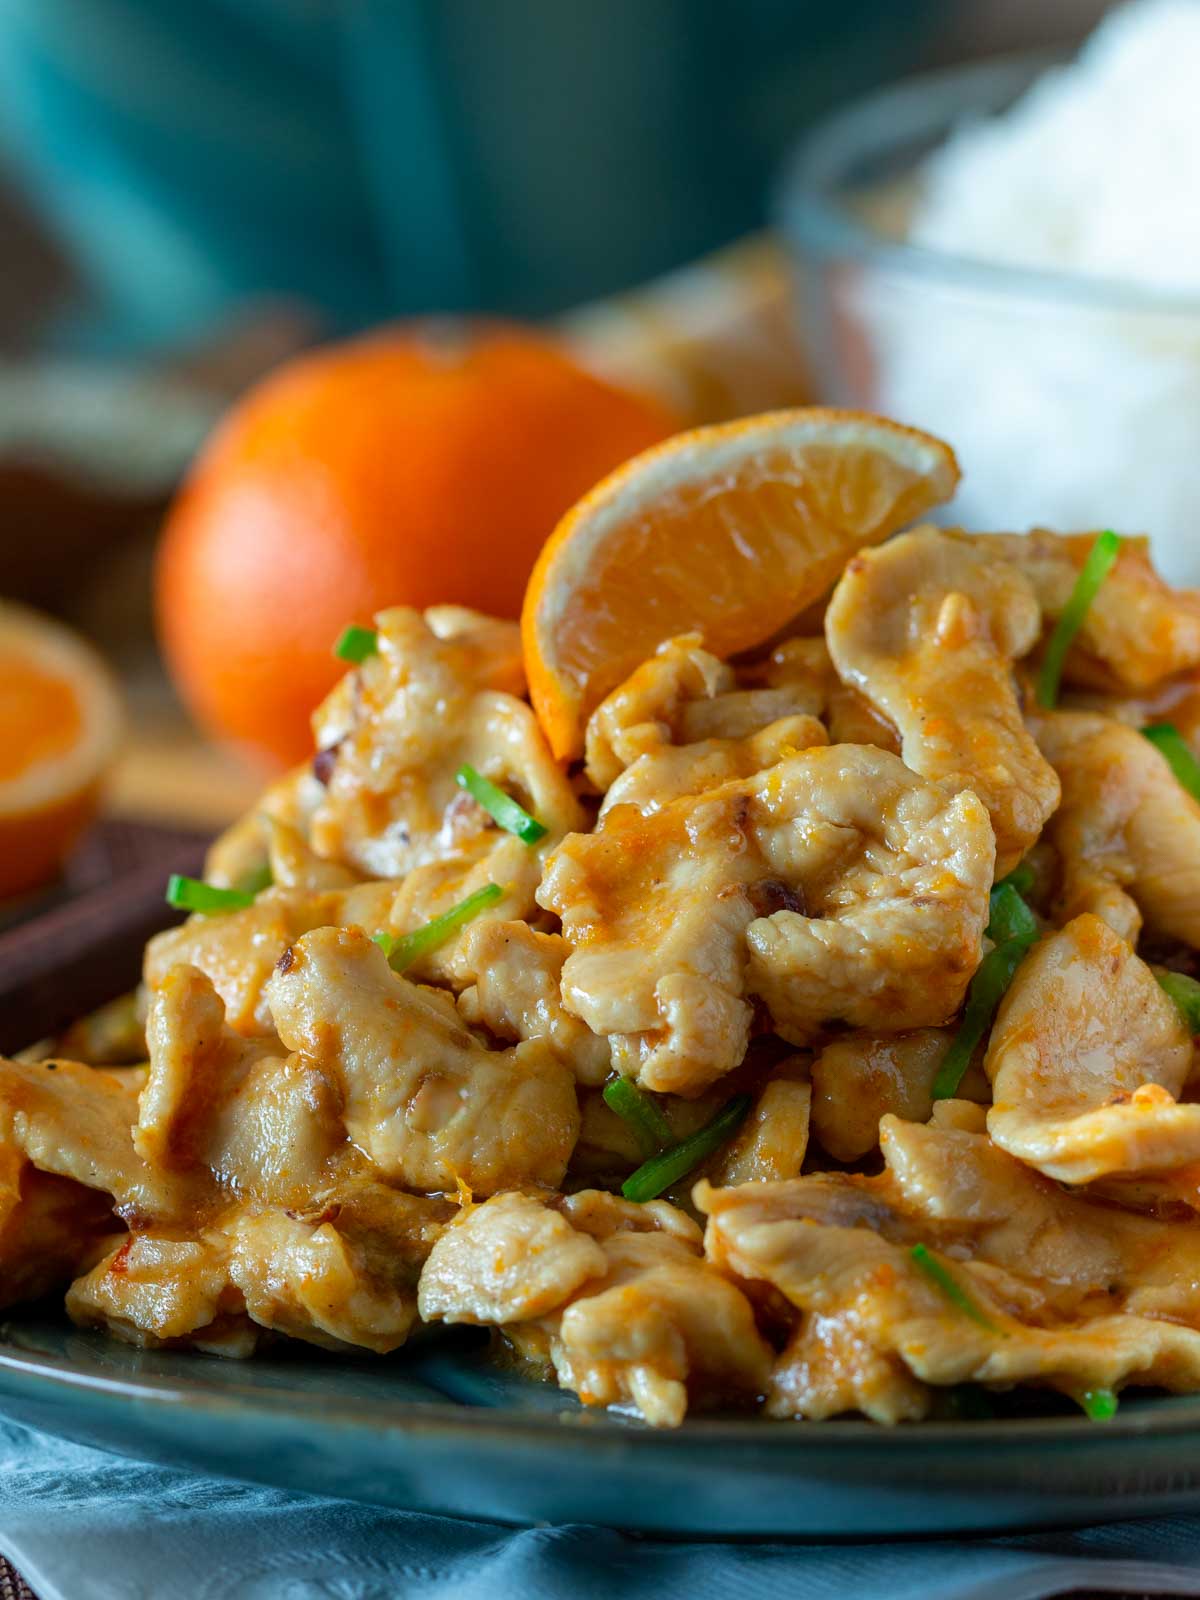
2, 1308, 1200, 1536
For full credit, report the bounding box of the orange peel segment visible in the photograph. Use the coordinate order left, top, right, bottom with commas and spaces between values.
520, 407, 959, 760
0, 602, 123, 898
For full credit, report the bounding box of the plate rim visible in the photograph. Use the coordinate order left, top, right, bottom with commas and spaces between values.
2, 1325, 1199, 1455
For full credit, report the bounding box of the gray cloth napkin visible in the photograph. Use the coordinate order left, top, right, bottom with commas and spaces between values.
3, 1419, 1200, 1600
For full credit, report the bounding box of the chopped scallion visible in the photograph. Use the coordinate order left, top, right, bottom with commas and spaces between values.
334, 624, 378, 664
910, 1243, 1000, 1333
165, 874, 255, 915
932, 923, 1038, 1101
1156, 969, 1200, 1035
602, 1077, 673, 1158
455, 763, 547, 845
375, 883, 503, 972
1077, 1387, 1119, 1422
994, 861, 1035, 897
237, 862, 273, 896
987, 882, 1039, 947
1035, 530, 1121, 708
621, 1095, 751, 1204
1142, 722, 1200, 804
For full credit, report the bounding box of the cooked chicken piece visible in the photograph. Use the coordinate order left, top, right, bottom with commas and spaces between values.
225, 1195, 439, 1355
711, 1059, 812, 1184
824, 682, 902, 754
585, 634, 734, 790
586, 633, 831, 803
266, 926, 580, 1194
263, 816, 361, 892
811, 1027, 987, 1164
599, 715, 827, 819
878, 1114, 1200, 1321
205, 764, 327, 890
423, 604, 526, 691
735, 636, 836, 700
542, 745, 993, 1095
144, 879, 400, 1036
307, 607, 581, 880
701, 1114, 1200, 1414
0, 1159, 116, 1310
546, 1227, 771, 1426
1034, 711, 1200, 947
419, 1188, 770, 1426
66, 1229, 258, 1355
138, 964, 348, 1214
768, 1313, 930, 1423
928, 1097, 989, 1135
138, 966, 279, 1174
0, 1057, 153, 1216
976, 529, 1200, 691
456, 920, 611, 1086
826, 526, 1059, 876
383, 837, 546, 989
419, 1191, 608, 1324
985, 914, 1198, 1184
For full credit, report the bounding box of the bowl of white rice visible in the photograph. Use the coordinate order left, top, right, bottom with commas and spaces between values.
778, 0, 1200, 585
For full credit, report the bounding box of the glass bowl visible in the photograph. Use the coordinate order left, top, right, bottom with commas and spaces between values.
776, 51, 1200, 586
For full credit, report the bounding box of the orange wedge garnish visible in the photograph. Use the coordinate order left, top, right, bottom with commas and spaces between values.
521, 407, 959, 759
0, 602, 123, 898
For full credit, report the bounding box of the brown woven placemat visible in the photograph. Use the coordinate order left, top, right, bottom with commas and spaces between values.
0, 1555, 35, 1600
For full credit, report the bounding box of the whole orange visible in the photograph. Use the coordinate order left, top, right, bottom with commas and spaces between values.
156, 322, 678, 767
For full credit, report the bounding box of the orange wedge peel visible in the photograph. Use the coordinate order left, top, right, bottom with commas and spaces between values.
0, 601, 123, 898
521, 407, 959, 760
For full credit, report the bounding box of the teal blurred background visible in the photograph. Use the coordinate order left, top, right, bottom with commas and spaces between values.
0, 0, 1109, 356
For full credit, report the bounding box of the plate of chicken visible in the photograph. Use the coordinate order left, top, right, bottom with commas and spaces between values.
4, 409, 1200, 1535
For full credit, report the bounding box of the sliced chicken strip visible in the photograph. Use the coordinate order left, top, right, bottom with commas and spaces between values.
1034, 710, 1200, 947
419, 1188, 769, 1427
144, 879, 401, 1037
598, 714, 827, 819
309, 607, 580, 880
711, 1059, 812, 1184
584, 633, 733, 790
768, 1313, 929, 1424
700, 1116, 1200, 1415
811, 1027, 986, 1164
264, 816, 361, 892
205, 764, 325, 890
66, 1229, 257, 1354
585, 633, 827, 811
541, 744, 993, 1095
826, 526, 1058, 876
456, 920, 611, 1087
266, 926, 580, 1195
418, 1191, 607, 1325
0, 1160, 116, 1312
985, 914, 1198, 1185
0, 1056, 154, 1217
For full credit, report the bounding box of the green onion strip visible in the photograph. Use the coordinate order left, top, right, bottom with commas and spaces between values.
1035, 530, 1121, 708
334, 624, 378, 664
165, 874, 256, 915
602, 1077, 673, 1159
1076, 1387, 1119, 1422
455, 763, 547, 845
1143, 722, 1200, 804
375, 883, 503, 973
933, 883, 1040, 1101
910, 1243, 1001, 1334
621, 1095, 752, 1204
1156, 969, 1200, 1035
